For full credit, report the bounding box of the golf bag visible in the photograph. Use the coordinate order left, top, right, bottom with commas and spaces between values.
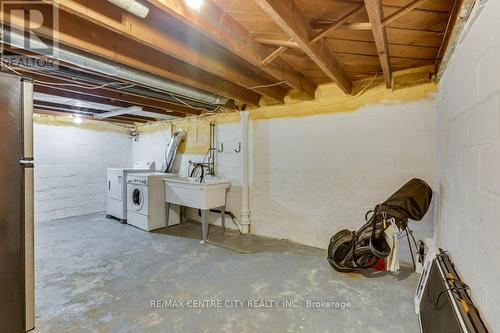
327, 178, 433, 273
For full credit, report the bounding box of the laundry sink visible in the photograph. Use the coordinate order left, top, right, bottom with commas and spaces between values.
164, 177, 231, 244
163, 178, 231, 210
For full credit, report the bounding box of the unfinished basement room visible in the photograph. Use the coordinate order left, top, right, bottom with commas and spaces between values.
0, 0, 498, 332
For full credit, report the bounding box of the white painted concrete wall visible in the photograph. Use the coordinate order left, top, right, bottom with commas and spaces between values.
436, 1, 500, 330
251, 99, 437, 255
130, 122, 170, 170
34, 122, 132, 222
133, 98, 437, 256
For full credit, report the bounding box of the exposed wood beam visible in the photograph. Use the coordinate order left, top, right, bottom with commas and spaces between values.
34, 83, 187, 117
435, 0, 469, 75
332, 22, 372, 30
262, 46, 289, 66
254, 0, 353, 94
339, 22, 373, 30
9, 63, 205, 116
326, 0, 449, 13
1, 45, 211, 114
50, 0, 287, 103
256, 38, 300, 49
311, 22, 446, 36
34, 85, 180, 118
259, 27, 433, 48
364, 0, 392, 87
310, 5, 364, 43
37, 83, 192, 117
311, 21, 372, 30
391, 64, 434, 88
383, 0, 429, 26
0, 1, 262, 106
146, 0, 317, 98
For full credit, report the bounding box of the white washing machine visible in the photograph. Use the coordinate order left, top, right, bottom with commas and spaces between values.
126, 173, 180, 231
106, 162, 155, 222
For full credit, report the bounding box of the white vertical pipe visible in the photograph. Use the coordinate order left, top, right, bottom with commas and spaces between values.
240, 111, 251, 233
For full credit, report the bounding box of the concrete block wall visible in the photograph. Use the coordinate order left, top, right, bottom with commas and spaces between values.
133, 97, 437, 254
436, 0, 500, 331
34, 121, 132, 222
251, 99, 437, 257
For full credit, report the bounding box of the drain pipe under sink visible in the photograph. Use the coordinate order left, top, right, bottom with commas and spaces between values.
240, 111, 251, 233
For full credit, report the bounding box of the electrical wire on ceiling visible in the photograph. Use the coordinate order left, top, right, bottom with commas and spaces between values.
2, 61, 133, 90
0, 62, 23, 76
167, 92, 222, 113
36, 80, 135, 90
353, 73, 380, 98
35, 67, 213, 110
248, 81, 286, 89
1, 63, 157, 127
1, 62, 221, 113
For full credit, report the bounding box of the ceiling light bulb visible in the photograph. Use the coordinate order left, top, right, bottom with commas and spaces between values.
73, 115, 82, 124
186, 0, 203, 10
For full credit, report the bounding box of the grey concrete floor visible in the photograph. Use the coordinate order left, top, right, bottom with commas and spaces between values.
34, 213, 420, 333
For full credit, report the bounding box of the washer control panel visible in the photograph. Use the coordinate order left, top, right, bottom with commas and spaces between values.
127, 177, 148, 185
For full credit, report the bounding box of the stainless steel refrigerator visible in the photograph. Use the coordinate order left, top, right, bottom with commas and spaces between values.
0, 72, 35, 332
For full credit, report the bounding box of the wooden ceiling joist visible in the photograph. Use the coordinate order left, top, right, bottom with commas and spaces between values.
26, 72, 198, 117
34, 85, 180, 118
253, 0, 353, 94
146, 0, 317, 98
364, 0, 392, 87
0, 1, 262, 106
383, 0, 429, 26
324, 0, 451, 14
37, 84, 195, 117
435, 0, 468, 75
255, 38, 300, 49
51, 0, 287, 103
34, 83, 190, 117
310, 4, 365, 43
339, 22, 373, 31
311, 21, 373, 31
0, 46, 210, 116
3, 0, 461, 105
262, 46, 289, 66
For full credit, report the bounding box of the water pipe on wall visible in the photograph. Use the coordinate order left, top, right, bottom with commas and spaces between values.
188, 121, 217, 182
240, 111, 251, 234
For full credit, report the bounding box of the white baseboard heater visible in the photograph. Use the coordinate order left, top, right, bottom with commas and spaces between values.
418, 249, 489, 333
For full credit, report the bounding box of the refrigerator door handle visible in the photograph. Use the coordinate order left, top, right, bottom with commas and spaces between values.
20, 159, 35, 168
